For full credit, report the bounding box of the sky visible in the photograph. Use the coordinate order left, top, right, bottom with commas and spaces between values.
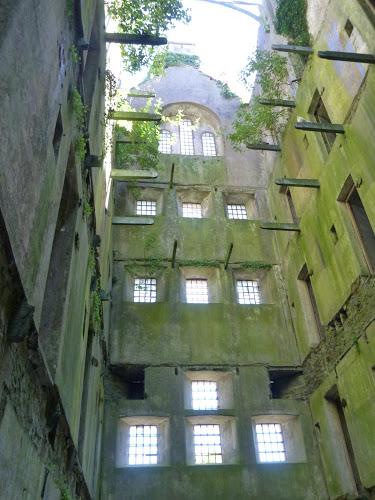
107, 0, 261, 102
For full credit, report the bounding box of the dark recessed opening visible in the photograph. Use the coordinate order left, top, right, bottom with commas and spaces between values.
330, 224, 338, 244
268, 369, 303, 399
344, 19, 354, 37
110, 365, 146, 399
309, 90, 336, 153
53, 110, 63, 160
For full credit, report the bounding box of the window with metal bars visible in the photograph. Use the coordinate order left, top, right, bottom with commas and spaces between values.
255, 423, 286, 463
192, 381, 218, 410
202, 132, 217, 156
236, 280, 260, 304
193, 424, 223, 464
136, 200, 156, 216
134, 278, 157, 303
179, 119, 195, 155
158, 130, 172, 154
227, 204, 247, 220
182, 203, 203, 218
186, 279, 208, 303
128, 425, 158, 465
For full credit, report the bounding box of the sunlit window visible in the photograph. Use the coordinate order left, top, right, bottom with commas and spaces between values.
255, 423, 286, 463
227, 204, 247, 220
136, 200, 156, 216
159, 130, 172, 154
128, 425, 158, 465
192, 381, 218, 410
202, 132, 217, 156
186, 279, 208, 303
236, 280, 260, 304
134, 278, 157, 303
193, 424, 222, 464
182, 203, 203, 218
180, 119, 194, 155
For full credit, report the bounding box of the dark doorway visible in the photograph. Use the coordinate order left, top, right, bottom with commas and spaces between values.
346, 186, 375, 272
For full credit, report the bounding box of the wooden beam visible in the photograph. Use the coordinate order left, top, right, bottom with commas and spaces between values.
295, 121, 345, 134
127, 92, 156, 98
171, 240, 178, 269
109, 111, 162, 122
224, 243, 234, 270
275, 178, 320, 188
112, 217, 154, 225
260, 222, 300, 232
169, 163, 175, 189
111, 169, 158, 180
105, 33, 168, 46
247, 143, 281, 152
259, 98, 296, 108
272, 44, 313, 55
318, 50, 375, 64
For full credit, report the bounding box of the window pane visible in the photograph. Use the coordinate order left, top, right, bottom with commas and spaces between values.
180, 120, 194, 155
186, 279, 208, 304
227, 204, 247, 220
236, 280, 260, 304
134, 278, 157, 303
192, 381, 218, 410
193, 424, 222, 464
128, 425, 158, 465
255, 423, 286, 463
159, 130, 172, 154
182, 203, 203, 218
136, 200, 156, 216
202, 132, 217, 156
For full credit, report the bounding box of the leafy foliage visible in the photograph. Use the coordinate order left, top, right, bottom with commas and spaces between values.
216, 80, 237, 99
108, 0, 190, 73
165, 52, 201, 69
229, 50, 289, 149
70, 87, 87, 162
275, 0, 310, 46
241, 49, 288, 99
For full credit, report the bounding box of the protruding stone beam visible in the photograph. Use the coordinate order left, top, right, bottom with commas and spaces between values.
171, 240, 178, 269
272, 44, 313, 56
109, 111, 162, 122
169, 163, 175, 189
111, 169, 158, 180
85, 155, 101, 168
318, 50, 375, 64
127, 92, 156, 98
295, 121, 345, 134
105, 33, 168, 46
224, 243, 234, 270
259, 98, 296, 108
275, 178, 320, 189
260, 222, 300, 232
247, 143, 281, 152
116, 134, 146, 144
112, 217, 154, 225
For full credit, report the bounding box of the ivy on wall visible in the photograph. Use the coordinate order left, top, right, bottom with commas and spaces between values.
275, 0, 310, 46
229, 50, 289, 148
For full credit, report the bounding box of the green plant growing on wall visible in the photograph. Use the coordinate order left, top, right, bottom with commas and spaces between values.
69, 44, 80, 64
107, 0, 190, 73
66, 0, 73, 22
275, 0, 310, 46
229, 50, 289, 149
70, 87, 87, 162
91, 289, 102, 328
88, 246, 96, 271
216, 80, 237, 99
83, 199, 94, 218
147, 50, 202, 77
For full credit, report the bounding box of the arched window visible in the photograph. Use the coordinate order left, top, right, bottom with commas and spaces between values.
202, 132, 217, 156
158, 129, 172, 154
179, 120, 194, 155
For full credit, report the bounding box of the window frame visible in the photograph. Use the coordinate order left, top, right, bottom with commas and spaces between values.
227, 204, 248, 220
201, 131, 217, 157
236, 279, 261, 305
158, 129, 172, 154
133, 278, 157, 303
179, 119, 195, 155
185, 278, 209, 304
136, 200, 157, 216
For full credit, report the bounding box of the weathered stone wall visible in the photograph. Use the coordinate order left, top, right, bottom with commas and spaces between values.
0, 0, 110, 498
